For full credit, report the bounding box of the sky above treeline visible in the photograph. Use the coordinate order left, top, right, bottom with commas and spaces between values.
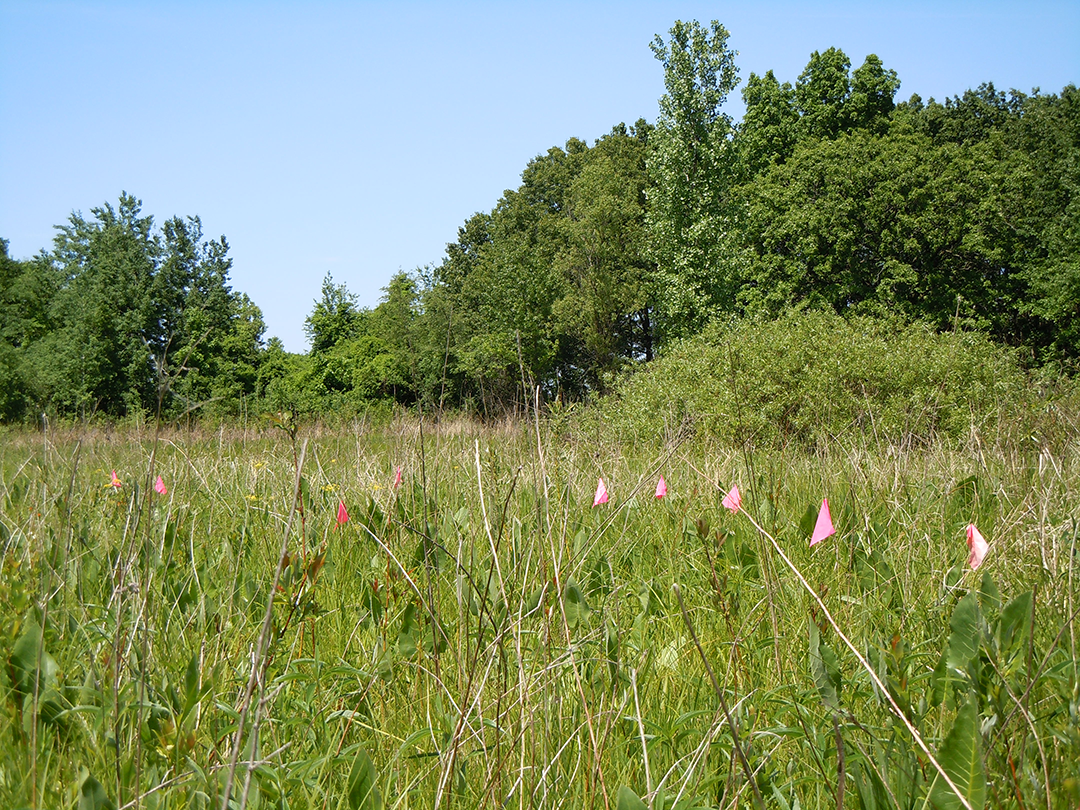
2, 1, 1078, 353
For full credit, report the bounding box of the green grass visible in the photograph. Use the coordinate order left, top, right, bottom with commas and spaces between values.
1, 412, 1078, 809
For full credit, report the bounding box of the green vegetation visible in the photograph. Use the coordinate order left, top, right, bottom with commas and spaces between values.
2, 20, 1078, 422
599, 311, 1064, 448
2, 20, 1078, 806
2, 409, 1078, 808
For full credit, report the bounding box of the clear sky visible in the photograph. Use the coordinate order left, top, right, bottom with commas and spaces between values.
2, 1, 1077, 352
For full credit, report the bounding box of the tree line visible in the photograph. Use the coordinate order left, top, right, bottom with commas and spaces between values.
2, 20, 1076, 422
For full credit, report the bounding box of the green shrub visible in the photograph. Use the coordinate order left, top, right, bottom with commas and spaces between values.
600, 310, 1034, 447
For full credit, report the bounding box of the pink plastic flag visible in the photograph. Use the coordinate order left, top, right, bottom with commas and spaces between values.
393, 466, 402, 490
810, 498, 836, 546
722, 485, 742, 513
966, 523, 989, 570
109, 470, 122, 488
336, 500, 350, 528
655, 476, 667, 499
593, 478, 609, 507
154, 475, 167, 495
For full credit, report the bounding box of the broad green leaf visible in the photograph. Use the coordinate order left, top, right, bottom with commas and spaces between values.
946, 593, 981, 673
78, 771, 116, 810
997, 591, 1032, 660
799, 503, 818, 539
637, 580, 664, 617
605, 620, 620, 685
977, 572, 1000, 616
852, 761, 887, 810
397, 603, 418, 658
347, 746, 382, 810
563, 577, 591, 631
9, 620, 57, 696
930, 648, 949, 708
183, 651, 201, 712
525, 583, 547, 616
616, 785, 647, 810
928, 699, 985, 810
808, 618, 841, 711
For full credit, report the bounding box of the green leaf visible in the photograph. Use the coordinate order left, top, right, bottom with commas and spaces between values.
183, 651, 201, 712
928, 699, 985, 810
977, 572, 1000, 616
997, 591, 1032, 661
525, 583, 548, 616
563, 577, 591, 631
799, 503, 818, 539
616, 785, 648, 810
396, 603, 418, 658
347, 746, 382, 810
8, 620, 57, 696
78, 771, 116, 810
605, 620, 620, 685
946, 593, 981, 673
809, 618, 841, 711
636, 580, 664, 617
930, 648, 949, 708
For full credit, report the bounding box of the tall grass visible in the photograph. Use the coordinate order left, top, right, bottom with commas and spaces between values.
1, 407, 1078, 808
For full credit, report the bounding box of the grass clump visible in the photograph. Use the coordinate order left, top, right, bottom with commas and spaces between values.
601, 310, 1039, 447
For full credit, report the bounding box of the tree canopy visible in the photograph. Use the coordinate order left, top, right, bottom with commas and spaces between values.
2, 22, 1077, 422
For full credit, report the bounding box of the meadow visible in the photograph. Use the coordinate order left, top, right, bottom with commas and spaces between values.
1, 408, 1078, 809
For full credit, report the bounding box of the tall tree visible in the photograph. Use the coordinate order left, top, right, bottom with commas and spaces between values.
735, 70, 799, 181
647, 19, 741, 340
23, 193, 265, 418
305, 272, 362, 355
555, 121, 655, 388
46, 193, 161, 416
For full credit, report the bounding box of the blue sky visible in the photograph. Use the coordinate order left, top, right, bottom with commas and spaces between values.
2, 1, 1077, 352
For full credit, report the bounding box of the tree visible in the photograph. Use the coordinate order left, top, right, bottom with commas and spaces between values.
16, 193, 265, 419
305, 273, 362, 354
555, 121, 655, 388
46, 193, 161, 416
846, 54, 900, 133
647, 19, 741, 340
795, 47, 852, 140
735, 70, 799, 181
732, 131, 1031, 343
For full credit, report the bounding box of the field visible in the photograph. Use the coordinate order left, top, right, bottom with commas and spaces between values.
1, 413, 1078, 809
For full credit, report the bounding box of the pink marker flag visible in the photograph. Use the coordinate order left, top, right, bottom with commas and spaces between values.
966, 523, 989, 570
109, 470, 122, 488
722, 484, 742, 513
336, 500, 350, 528
154, 475, 167, 495
393, 466, 403, 490
810, 498, 836, 546
655, 475, 667, 499
593, 478, 609, 507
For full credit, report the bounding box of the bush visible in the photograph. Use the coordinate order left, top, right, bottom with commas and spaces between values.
600, 310, 1034, 447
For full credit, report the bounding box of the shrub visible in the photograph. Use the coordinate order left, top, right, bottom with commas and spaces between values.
600, 310, 1033, 447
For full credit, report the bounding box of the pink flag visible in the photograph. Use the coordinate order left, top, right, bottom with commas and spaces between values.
966, 523, 989, 570
810, 498, 836, 546
336, 500, 349, 528
722, 485, 742, 513
153, 475, 167, 495
109, 470, 122, 488
593, 478, 609, 507
655, 476, 667, 499
393, 466, 403, 490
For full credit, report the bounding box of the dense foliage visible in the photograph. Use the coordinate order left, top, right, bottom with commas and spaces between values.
0, 195, 264, 421
2, 19, 1077, 422
598, 310, 1040, 448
